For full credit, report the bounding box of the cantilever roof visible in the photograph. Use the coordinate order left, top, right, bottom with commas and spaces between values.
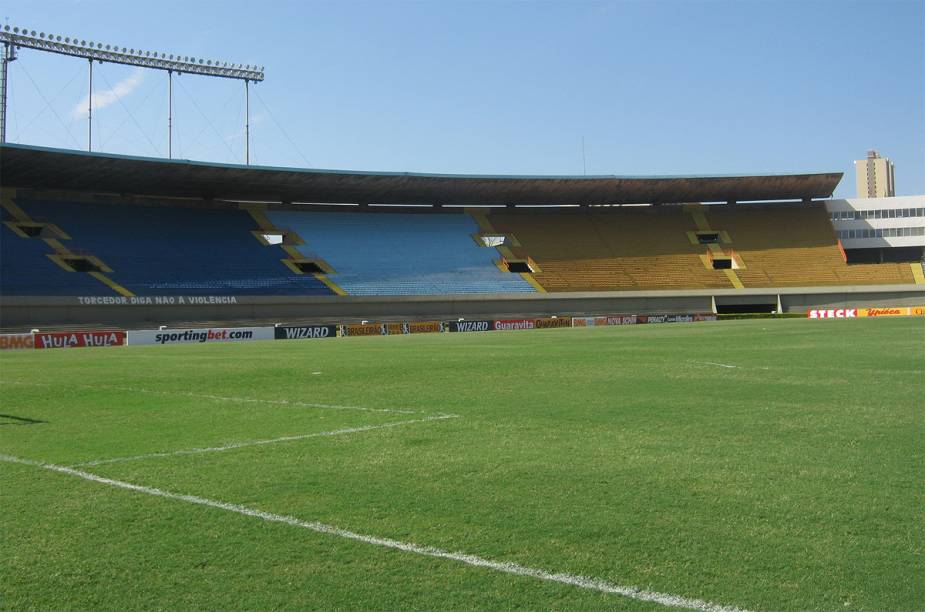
0, 143, 842, 205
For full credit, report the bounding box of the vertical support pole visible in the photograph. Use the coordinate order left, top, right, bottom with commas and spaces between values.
87, 58, 93, 152
244, 79, 250, 165
167, 70, 173, 159
0, 42, 11, 144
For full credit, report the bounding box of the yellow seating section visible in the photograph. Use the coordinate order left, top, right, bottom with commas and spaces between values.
489, 209, 732, 291
707, 205, 915, 287
487, 204, 915, 292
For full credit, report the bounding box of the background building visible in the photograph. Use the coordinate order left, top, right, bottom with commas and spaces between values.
855, 150, 896, 198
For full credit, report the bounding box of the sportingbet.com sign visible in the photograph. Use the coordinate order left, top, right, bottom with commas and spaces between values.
128, 326, 274, 345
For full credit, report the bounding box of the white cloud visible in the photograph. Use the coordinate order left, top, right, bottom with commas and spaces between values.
71, 69, 144, 119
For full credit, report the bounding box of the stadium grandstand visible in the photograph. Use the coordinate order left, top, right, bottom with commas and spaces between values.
3, 9, 924, 611
1, 142, 923, 329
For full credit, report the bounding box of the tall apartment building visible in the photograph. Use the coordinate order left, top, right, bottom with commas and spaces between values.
855, 150, 895, 198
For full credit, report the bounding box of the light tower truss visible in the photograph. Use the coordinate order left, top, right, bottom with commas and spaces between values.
0, 24, 265, 162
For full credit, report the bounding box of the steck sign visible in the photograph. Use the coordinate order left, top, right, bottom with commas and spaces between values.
807, 308, 857, 319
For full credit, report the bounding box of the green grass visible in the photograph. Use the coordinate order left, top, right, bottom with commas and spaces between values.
1, 318, 923, 610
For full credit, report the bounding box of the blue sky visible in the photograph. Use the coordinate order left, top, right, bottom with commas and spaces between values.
4, 0, 923, 198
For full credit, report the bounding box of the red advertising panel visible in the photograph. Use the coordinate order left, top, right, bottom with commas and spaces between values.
34, 330, 126, 349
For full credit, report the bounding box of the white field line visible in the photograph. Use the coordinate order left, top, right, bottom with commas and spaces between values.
0, 380, 421, 415
70, 415, 460, 468
0, 454, 747, 612
692, 361, 739, 369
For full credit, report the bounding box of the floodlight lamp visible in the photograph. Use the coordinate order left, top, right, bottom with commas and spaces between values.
65, 37, 70, 43
96, 43, 102, 49
81, 40, 86, 46
12, 27, 18, 33
39, 32, 45, 38
105, 44, 110, 50
56, 36, 62, 41
3, 25, 9, 31
30, 30, 36, 36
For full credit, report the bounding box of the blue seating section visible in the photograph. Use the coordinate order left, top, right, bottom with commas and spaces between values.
13, 200, 333, 296
0, 217, 110, 295
266, 210, 536, 295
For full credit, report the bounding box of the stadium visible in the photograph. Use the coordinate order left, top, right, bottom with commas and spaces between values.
2, 9, 924, 612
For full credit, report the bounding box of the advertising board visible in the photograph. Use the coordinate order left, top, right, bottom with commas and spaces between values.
493, 319, 535, 331
572, 313, 716, 327
406, 321, 444, 334
447, 320, 493, 332
807, 309, 858, 319
571, 316, 607, 327
128, 327, 274, 345
341, 323, 386, 337
383, 321, 444, 335
809, 307, 925, 318
533, 317, 572, 329
858, 307, 910, 317
274, 325, 338, 340
0, 333, 34, 350
34, 330, 125, 349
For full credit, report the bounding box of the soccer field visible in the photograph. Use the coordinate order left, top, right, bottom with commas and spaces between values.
2, 318, 923, 610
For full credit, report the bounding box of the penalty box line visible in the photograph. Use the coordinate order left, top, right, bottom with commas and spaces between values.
0, 453, 747, 612
0, 380, 427, 416
70, 414, 460, 468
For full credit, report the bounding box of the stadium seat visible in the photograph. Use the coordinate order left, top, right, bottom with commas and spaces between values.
708, 205, 916, 286
0, 219, 111, 295
488, 208, 733, 291
265, 210, 536, 295
12, 199, 335, 296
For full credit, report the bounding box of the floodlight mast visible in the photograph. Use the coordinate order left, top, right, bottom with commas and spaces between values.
0, 26, 264, 162
1, 40, 18, 144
